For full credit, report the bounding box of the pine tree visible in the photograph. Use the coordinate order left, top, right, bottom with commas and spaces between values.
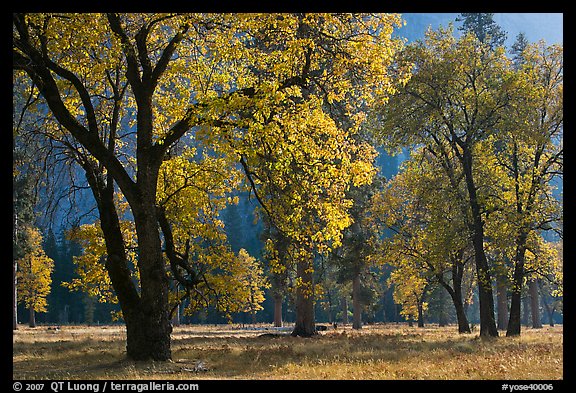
510, 32, 529, 68
13, 150, 39, 330
456, 13, 507, 49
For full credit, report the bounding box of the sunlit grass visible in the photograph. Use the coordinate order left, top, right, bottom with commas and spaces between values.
13, 323, 563, 380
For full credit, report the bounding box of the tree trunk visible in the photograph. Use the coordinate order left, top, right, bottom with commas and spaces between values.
29, 307, 36, 328
342, 296, 349, 325
352, 271, 362, 330
417, 299, 424, 328
496, 274, 509, 330
506, 232, 528, 337
541, 293, 555, 327
291, 258, 316, 337
84, 161, 172, 360
439, 259, 471, 333
131, 206, 172, 360
544, 304, 555, 327
462, 147, 498, 337
455, 300, 471, 333
521, 295, 530, 325
273, 294, 283, 327
450, 274, 471, 333
529, 279, 542, 328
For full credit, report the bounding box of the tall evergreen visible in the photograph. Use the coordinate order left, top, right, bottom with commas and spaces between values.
13, 150, 38, 329
510, 32, 529, 68
456, 13, 507, 49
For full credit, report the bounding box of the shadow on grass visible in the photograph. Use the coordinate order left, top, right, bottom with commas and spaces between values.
13, 325, 563, 379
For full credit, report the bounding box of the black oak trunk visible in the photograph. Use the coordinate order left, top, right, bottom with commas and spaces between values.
130, 178, 172, 360
451, 272, 471, 334
291, 259, 316, 337
85, 161, 172, 360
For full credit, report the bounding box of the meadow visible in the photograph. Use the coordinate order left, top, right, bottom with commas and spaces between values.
13, 323, 563, 380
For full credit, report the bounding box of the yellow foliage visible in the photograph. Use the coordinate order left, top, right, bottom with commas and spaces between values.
17, 226, 54, 313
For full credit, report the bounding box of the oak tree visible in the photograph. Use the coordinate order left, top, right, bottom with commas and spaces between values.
14, 13, 408, 356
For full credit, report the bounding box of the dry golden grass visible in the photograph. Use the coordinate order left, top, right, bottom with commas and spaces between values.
13, 323, 563, 380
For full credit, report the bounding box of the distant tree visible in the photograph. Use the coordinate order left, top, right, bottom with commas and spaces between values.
539, 242, 562, 327
510, 32, 529, 68
236, 248, 270, 324
13, 148, 40, 330
17, 226, 54, 327
329, 178, 384, 330
261, 217, 290, 327
456, 13, 507, 49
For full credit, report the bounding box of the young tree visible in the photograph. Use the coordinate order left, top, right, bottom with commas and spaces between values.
236, 249, 270, 324
17, 226, 55, 327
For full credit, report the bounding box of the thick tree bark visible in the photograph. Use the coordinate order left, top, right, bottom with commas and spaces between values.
84, 160, 172, 360
291, 259, 316, 337
352, 271, 362, 330
451, 268, 471, 333
130, 165, 172, 359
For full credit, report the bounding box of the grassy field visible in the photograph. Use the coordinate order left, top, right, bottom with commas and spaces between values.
13, 323, 563, 380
